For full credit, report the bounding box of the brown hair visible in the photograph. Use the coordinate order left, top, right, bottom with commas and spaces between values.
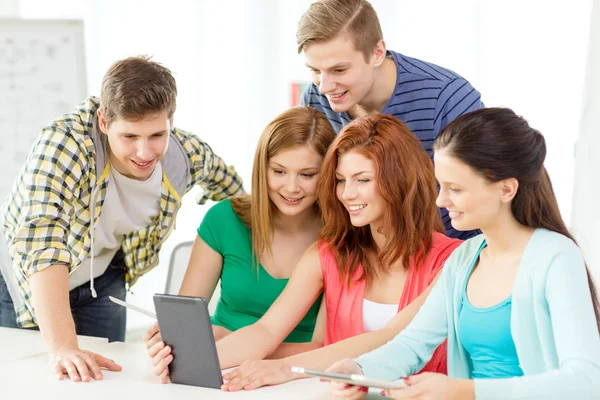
100, 55, 177, 127
297, 0, 383, 62
435, 107, 600, 333
230, 106, 335, 264
318, 114, 444, 287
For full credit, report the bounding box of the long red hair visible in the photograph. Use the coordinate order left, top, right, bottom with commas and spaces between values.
318, 114, 444, 286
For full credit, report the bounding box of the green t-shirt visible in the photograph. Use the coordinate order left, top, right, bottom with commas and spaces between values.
199, 199, 321, 343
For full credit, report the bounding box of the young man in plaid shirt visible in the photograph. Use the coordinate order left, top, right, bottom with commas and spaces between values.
0, 56, 244, 381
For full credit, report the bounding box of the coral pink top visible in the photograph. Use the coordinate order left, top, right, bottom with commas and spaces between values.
319, 232, 462, 374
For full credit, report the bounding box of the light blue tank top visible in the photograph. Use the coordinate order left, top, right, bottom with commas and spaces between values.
458, 245, 524, 379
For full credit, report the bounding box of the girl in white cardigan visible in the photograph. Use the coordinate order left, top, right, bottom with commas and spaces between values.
327, 108, 600, 400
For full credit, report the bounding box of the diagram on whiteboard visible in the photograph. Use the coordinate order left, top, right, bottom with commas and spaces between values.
0, 19, 86, 199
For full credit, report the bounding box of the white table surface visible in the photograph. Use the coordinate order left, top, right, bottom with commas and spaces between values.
0, 328, 384, 399
0, 326, 108, 364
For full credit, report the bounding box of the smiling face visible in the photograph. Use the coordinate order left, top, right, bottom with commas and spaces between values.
335, 150, 385, 228
434, 149, 508, 232
304, 34, 378, 113
98, 109, 170, 181
267, 144, 323, 218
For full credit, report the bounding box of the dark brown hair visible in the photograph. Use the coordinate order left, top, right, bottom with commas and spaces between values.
435, 107, 600, 333
100, 55, 177, 126
318, 114, 443, 286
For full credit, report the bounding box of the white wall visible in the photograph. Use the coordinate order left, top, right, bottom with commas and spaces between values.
0, 0, 19, 16
572, 0, 600, 284
12, 0, 595, 333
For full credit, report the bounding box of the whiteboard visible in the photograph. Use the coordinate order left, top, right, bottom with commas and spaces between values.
0, 19, 87, 198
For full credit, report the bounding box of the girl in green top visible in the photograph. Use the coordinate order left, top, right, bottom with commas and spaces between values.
143, 106, 336, 383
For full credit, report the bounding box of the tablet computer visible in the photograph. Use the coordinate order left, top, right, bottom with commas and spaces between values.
153, 294, 222, 388
291, 367, 406, 390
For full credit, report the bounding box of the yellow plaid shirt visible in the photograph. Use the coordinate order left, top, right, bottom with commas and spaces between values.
1, 97, 244, 327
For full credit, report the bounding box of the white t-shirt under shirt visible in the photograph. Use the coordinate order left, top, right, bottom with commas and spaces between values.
68, 163, 162, 290
362, 298, 399, 332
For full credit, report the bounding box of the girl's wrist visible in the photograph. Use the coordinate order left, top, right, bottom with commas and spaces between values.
451, 378, 475, 400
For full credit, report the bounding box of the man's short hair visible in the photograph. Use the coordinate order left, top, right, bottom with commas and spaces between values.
100, 55, 177, 126
296, 0, 383, 62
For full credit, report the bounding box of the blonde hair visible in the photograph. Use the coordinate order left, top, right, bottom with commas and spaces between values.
296, 0, 383, 62
230, 106, 335, 264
